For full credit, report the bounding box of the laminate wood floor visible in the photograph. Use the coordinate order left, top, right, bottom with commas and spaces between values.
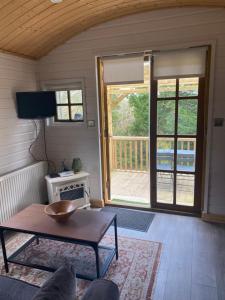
107, 211, 225, 300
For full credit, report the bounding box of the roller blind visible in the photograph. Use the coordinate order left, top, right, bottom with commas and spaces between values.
153, 47, 207, 79
103, 55, 144, 84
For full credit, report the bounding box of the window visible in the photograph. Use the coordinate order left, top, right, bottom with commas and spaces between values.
42, 79, 86, 125
55, 89, 84, 122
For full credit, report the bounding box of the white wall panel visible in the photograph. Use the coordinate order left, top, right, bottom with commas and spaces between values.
38, 8, 225, 212
0, 52, 39, 176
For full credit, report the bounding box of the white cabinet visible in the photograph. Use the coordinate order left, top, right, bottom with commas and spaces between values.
45, 172, 90, 208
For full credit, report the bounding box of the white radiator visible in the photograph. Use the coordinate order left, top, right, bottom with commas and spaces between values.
0, 161, 48, 223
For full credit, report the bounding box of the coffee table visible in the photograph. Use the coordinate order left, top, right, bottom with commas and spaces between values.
0, 204, 118, 280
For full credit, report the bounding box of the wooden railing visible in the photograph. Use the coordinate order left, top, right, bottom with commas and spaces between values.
177, 138, 196, 151
111, 136, 149, 172
110, 136, 196, 172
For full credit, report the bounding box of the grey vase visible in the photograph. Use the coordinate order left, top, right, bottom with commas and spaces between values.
72, 158, 82, 173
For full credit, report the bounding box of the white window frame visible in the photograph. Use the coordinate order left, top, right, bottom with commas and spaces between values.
41, 78, 87, 127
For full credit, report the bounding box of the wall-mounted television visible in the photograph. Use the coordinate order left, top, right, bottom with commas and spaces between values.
16, 91, 56, 119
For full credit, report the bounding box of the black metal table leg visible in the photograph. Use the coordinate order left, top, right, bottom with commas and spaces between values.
93, 244, 100, 278
114, 216, 118, 260
35, 236, 39, 245
0, 230, 9, 273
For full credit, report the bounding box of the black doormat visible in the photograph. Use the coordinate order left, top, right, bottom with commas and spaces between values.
101, 206, 155, 232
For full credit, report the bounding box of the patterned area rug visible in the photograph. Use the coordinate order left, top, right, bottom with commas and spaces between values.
0, 234, 161, 300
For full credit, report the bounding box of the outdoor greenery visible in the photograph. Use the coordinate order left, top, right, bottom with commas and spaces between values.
111, 80, 198, 172
112, 92, 198, 137
112, 97, 134, 136
128, 93, 149, 136
112, 93, 149, 136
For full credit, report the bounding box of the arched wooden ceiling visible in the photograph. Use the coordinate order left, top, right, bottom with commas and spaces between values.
0, 0, 225, 60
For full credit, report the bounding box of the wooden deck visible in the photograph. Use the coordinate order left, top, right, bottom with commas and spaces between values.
111, 170, 194, 207
111, 171, 150, 207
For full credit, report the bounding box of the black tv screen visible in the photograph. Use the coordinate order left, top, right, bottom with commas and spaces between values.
16, 91, 56, 119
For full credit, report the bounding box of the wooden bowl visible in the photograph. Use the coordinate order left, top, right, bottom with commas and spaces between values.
44, 200, 78, 222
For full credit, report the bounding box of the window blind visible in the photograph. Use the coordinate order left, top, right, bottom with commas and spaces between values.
103, 55, 144, 84
153, 47, 207, 79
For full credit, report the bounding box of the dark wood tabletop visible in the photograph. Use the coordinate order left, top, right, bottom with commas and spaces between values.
0, 204, 116, 244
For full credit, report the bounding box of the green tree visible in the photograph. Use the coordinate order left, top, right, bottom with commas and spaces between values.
128, 93, 149, 136
178, 100, 197, 135
112, 98, 134, 136
128, 93, 197, 136
157, 100, 175, 135
112, 92, 197, 137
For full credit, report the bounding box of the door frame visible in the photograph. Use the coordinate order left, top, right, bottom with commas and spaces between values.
150, 47, 211, 214
97, 55, 151, 207
97, 57, 111, 203
150, 76, 206, 213
97, 44, 213, 214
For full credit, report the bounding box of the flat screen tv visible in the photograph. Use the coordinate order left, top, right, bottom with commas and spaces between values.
16, 91, 56, 119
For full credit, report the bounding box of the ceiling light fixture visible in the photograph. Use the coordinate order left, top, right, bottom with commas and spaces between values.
50, 0, 63, 4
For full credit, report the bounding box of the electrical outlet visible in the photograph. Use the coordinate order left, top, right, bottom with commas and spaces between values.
87, 120, 95, 127
214, 118, 224, 127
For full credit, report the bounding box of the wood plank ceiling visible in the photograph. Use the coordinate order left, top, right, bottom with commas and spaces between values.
0, 0, 225, 60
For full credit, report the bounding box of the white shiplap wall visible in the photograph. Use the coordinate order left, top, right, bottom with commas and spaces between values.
0, 52, 39, 175
38, 7, 225, 214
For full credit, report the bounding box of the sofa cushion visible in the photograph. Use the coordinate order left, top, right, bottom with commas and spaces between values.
81, 279, 119, 300
0, 275, 39, 300
32, 264, 76, 300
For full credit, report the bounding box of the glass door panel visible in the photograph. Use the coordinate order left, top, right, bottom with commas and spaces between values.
178, 99, 198, 135
157, 100, 175, 135
152, 76, 204, 213
179, 77, 199, 97
157, 172, 174, 204
158, 79, 176, 98
177, 138, 196, 172
176, 174, 195, 206
157, 138, 174, 171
